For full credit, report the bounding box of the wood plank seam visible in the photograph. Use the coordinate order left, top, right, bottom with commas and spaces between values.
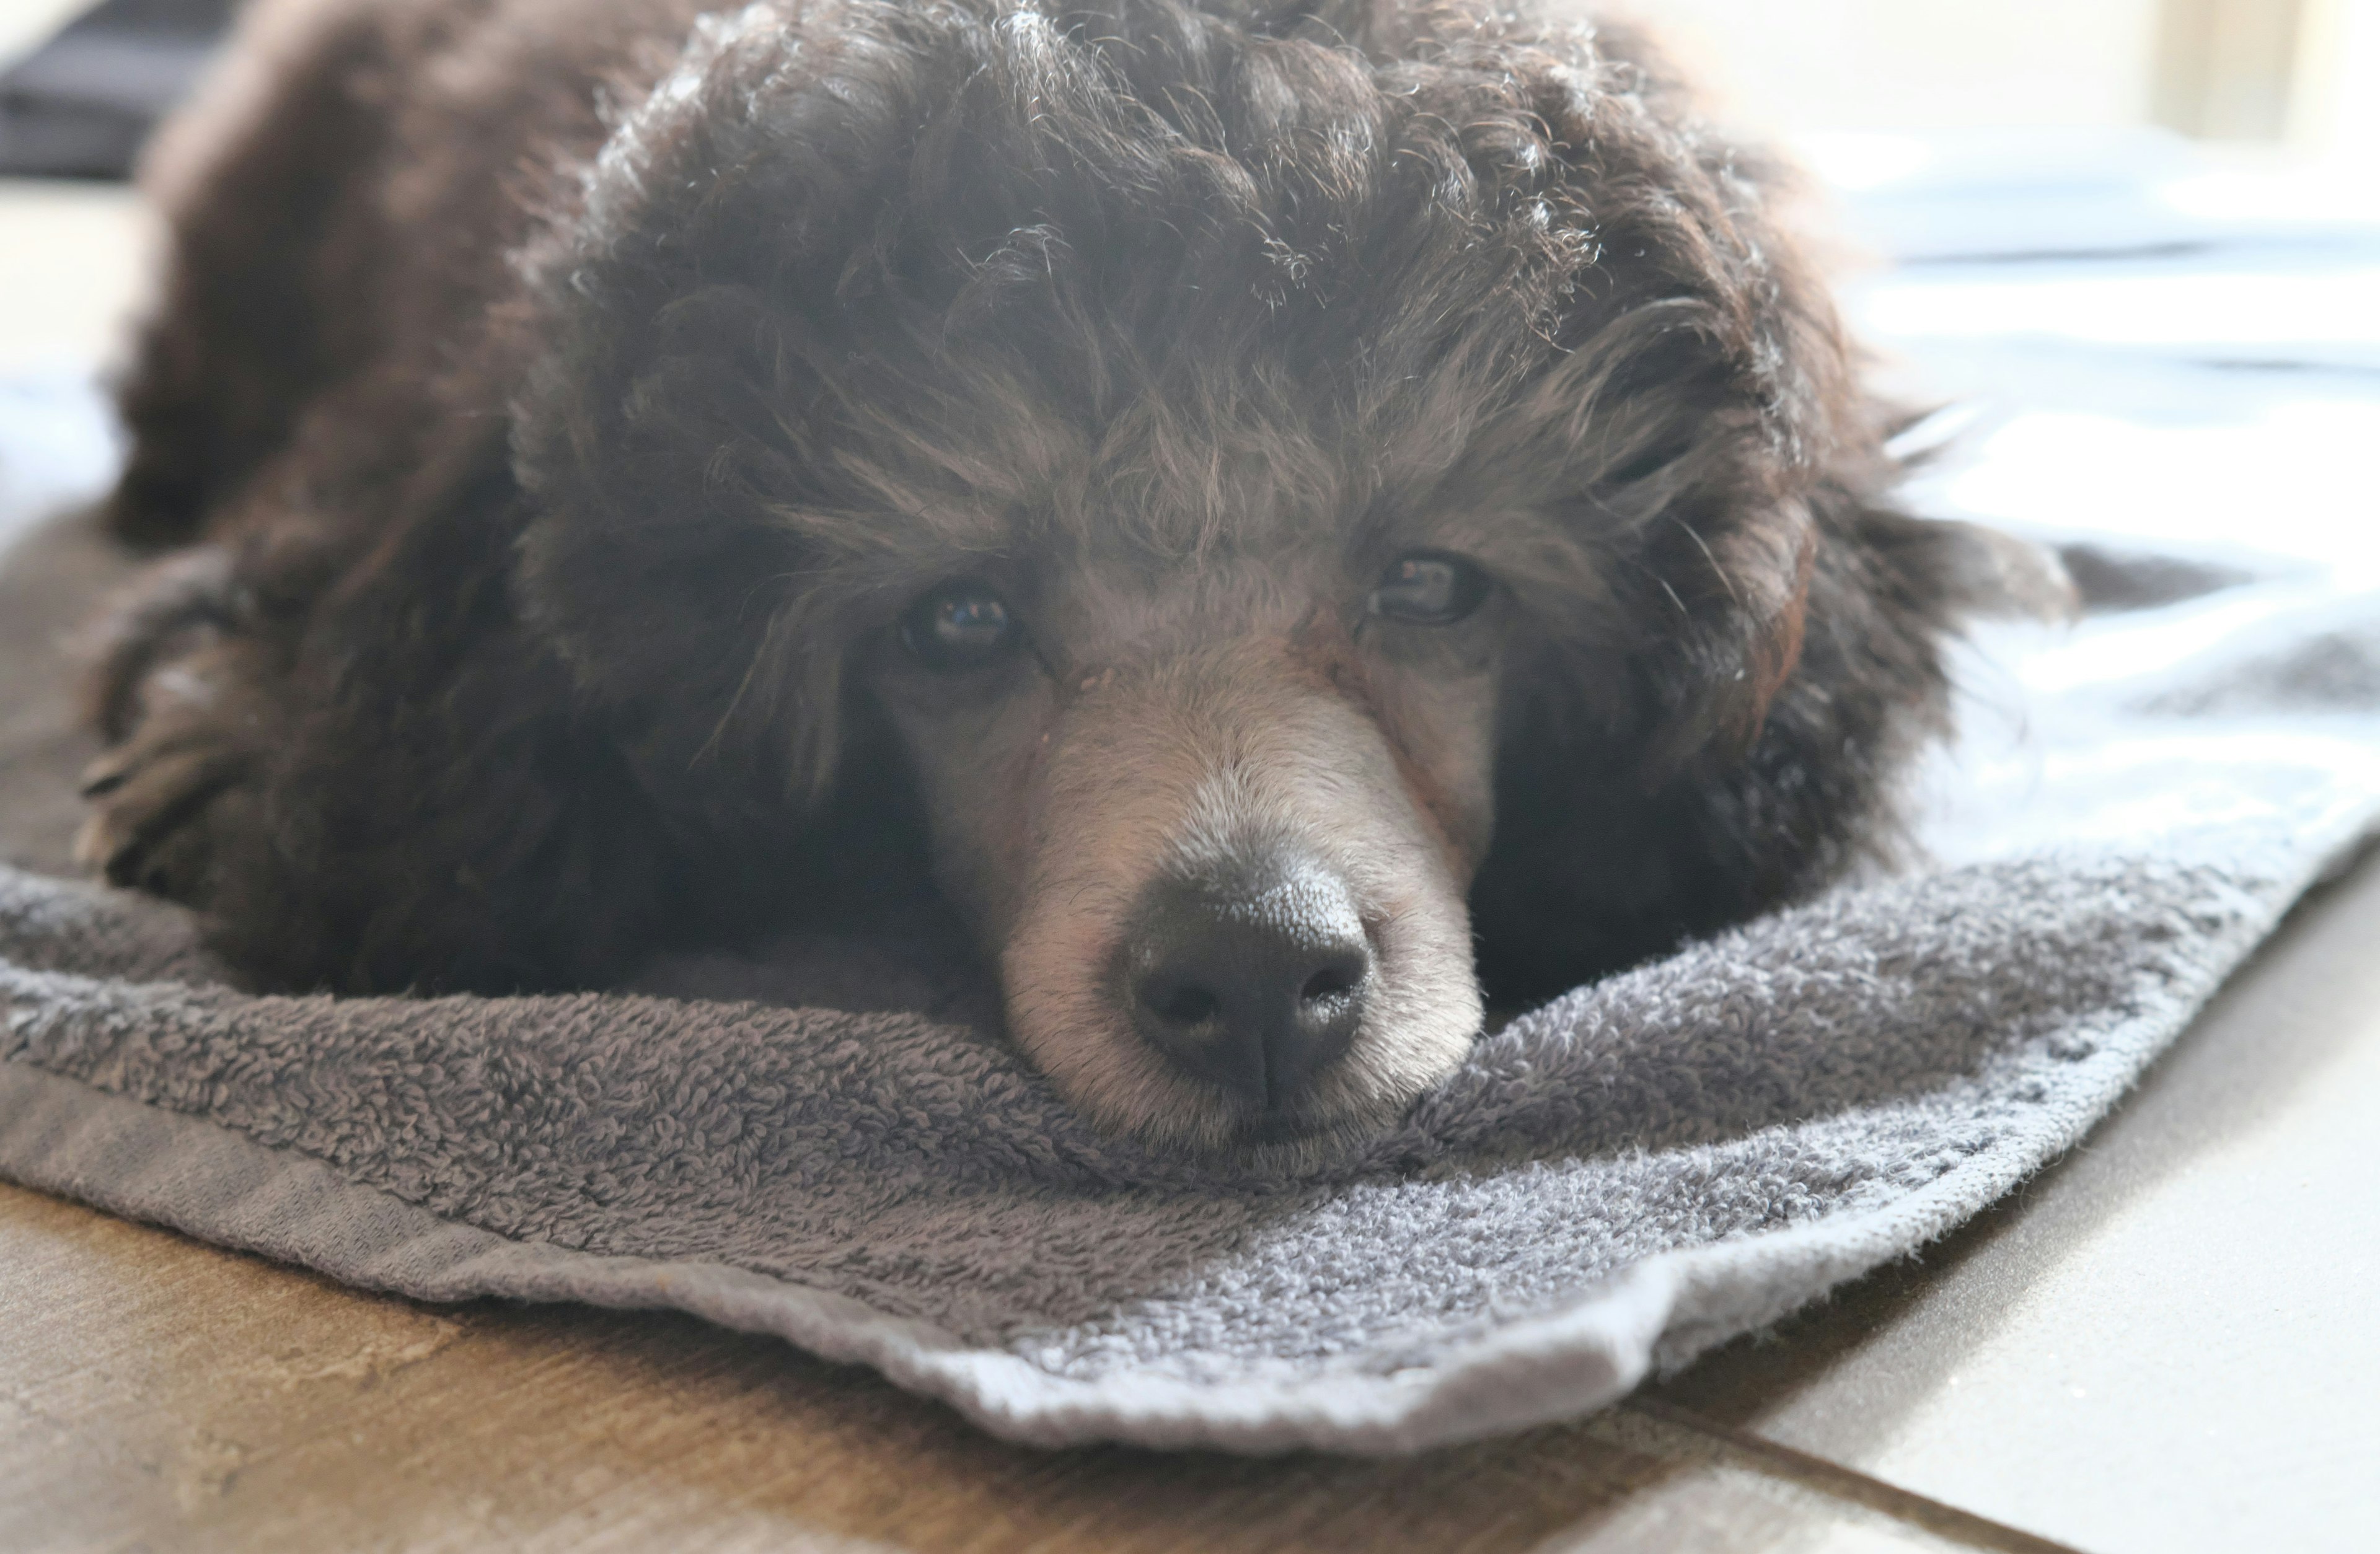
1624, 1398, 2091, 1554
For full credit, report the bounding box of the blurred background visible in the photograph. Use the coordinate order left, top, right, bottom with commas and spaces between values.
12, 0, 2379, 155
1644, 0, 2375, 152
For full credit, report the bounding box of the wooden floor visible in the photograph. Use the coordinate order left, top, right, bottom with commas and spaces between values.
3, 180, 2377, 1554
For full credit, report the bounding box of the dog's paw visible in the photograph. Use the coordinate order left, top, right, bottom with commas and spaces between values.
74, 648, 270, 905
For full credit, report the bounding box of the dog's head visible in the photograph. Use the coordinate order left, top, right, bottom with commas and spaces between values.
513, 0, 1980, 1154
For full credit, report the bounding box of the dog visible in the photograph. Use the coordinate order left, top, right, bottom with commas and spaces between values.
76, 0, 2037, 1157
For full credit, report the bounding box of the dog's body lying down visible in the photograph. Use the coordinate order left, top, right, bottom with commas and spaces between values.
80, 0, 2030, 1156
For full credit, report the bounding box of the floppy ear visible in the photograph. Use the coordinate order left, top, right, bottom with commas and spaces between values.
1695, 499, 1820, 764
1470, 479, 1980, 1005
1680, 472, 2071, 770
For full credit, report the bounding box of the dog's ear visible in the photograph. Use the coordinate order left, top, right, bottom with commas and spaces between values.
1683, 499, 1820, 767
1471, 481, 1979, 1005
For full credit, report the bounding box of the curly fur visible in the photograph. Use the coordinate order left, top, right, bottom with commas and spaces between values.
81, 0, 2035, 1151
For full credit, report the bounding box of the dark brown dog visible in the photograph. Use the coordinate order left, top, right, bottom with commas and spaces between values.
78, 0, 2035, 1155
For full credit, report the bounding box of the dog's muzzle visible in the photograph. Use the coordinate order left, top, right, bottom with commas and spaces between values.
993, 632, 1486, 1151
1122, 850, 1372, 1111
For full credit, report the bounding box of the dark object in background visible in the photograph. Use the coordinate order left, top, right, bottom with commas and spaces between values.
0, 0, 232, 179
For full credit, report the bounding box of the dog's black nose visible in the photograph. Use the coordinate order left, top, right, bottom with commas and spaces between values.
1125, 857, 1373, 1109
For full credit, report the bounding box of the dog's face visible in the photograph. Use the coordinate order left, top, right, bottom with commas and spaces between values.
513, 0, 1931, 1157
862, 507, 1503, 1151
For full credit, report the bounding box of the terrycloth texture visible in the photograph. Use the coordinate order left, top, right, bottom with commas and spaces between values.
4, 140, 2380, 1454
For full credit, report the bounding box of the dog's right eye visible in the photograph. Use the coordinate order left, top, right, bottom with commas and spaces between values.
1369, 553, 1491, 626
900, 581, 1021, 670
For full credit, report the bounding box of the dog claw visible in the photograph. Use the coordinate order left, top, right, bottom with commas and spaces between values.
74, 801, 151, 885
77, 752, 132, 798
71, 812, 115, 870
73, 731, 251, 902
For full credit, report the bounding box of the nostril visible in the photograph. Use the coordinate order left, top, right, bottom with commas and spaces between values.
1300, 962, 1362, 1006
1147, 981, 1220, 1027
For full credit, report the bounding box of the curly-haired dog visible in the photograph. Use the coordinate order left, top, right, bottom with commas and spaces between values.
78, 0, 2037, 1154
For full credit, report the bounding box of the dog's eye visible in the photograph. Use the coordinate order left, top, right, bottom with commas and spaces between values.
1368, 553, 1490, 625
901, 581, 1020, 670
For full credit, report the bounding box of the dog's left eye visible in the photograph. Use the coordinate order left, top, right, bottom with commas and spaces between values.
1368, 553, 1491, 625
901, 581, 1021, 670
